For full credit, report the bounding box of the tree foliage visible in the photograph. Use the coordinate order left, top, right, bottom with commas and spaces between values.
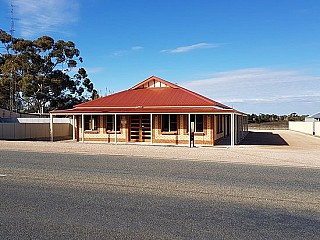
248, 113, 307, 123
0, 29, 97, 113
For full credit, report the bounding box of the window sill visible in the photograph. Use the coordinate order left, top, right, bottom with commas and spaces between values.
84, 130, 99, 134
186, 132, 205, 136
161, 131, 178, 135
106, 131, 121, 134
194, 132, 205, 136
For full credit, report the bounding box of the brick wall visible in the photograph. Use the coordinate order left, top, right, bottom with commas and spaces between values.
76, 114, 217, 145
78, 115, 128, 142
153, 114, 214, 145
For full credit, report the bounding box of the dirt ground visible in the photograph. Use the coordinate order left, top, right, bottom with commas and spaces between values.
242, 129, 319, 149
1, 130, 320, 169
246, 129, 320, 149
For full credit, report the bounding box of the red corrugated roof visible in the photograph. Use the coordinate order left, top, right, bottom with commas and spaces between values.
75, 76, 230, 108
51, 76, 241, 114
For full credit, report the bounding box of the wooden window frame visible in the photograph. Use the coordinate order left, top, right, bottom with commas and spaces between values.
161, 114, 178, 133
106, 115, 121, 133
189, 114, 204, 133
84, 115, 99, 132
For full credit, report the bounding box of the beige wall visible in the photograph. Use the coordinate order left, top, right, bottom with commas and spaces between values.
289, 121, 314, 135
315, 122, 320, 136
0, 123, 72, 140
153, 114, 188, 144
77, 114, 216, 145
75, 113, 247, 146
153, 114, 214, 145
78, 115, 128, 142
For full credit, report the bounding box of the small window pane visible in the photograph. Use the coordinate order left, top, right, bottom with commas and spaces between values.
85, 115, 98, 131
84, 116, 91, 130
162, 115, 169, 132
106, 115, 114, 131
170, 114, 177, 131
190, 115, 195, 123
196, 115, 203, 132
107, 115, 121, 132
189, 114, 203, 132
116, 115, 121, 131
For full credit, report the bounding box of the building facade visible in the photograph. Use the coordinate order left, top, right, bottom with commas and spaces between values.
50, 76, 248, 146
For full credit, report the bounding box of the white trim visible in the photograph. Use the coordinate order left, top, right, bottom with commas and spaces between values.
115, 113, 117, 144
150, 113, 153, 144
50, 114, 53, 142
81, 114, 84, 143
231, 113, 235, 147
188, 113, 191, 147
72, 115, 75, 140
50, 111, 244, 117
75, 105, 231, 109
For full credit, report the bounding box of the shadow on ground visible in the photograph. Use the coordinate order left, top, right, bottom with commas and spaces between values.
240, 131, 288, 146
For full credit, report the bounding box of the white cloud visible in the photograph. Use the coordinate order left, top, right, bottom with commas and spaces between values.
11, 0, 79, 37
181, 68, 320, 114
131, 46, 144, 51
112, 46, 144, 57
86, 67, 105, 74
161, 43, 220, 53
112, 50, 127, 57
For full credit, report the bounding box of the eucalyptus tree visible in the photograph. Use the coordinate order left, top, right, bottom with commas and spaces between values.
0, 29, 97, 113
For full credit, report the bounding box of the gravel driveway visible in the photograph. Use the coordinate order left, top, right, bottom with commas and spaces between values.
0, 130, 319, 169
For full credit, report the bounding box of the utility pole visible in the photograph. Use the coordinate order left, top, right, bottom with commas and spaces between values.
9, 0, 17, 112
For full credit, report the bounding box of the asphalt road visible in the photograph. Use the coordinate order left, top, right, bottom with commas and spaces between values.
0, 150, 319, 239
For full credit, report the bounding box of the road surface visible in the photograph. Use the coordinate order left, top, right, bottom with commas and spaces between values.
1, 150, 319, 239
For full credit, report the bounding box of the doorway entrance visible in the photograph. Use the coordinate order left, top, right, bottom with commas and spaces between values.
130, 115, 151, 142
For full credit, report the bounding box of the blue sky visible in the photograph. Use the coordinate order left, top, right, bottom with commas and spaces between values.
1, 0, 320, 115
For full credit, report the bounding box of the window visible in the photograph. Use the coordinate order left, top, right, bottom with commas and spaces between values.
189, 114, 204, 132
106, 115, 120, 132
162, 114, 177, 132
84, 115, 98, 131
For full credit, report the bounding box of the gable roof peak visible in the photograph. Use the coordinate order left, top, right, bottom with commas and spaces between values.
130, 76, 179, 90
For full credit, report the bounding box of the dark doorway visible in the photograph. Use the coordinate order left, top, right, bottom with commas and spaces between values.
130, 115, 151, 142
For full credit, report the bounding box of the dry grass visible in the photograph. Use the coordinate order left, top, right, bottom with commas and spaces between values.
249, 121, 288, 130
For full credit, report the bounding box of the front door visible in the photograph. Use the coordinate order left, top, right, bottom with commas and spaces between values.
130, 115, 151, 142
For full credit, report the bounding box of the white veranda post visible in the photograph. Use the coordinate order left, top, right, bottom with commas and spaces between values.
150, 114, 153, 144
188, 113, 191, 147
231, 113, 235, 147
81, 114, 84, 143
50, 113, 53, 142
115, 114, 117, 144
72, 115, 75, 140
